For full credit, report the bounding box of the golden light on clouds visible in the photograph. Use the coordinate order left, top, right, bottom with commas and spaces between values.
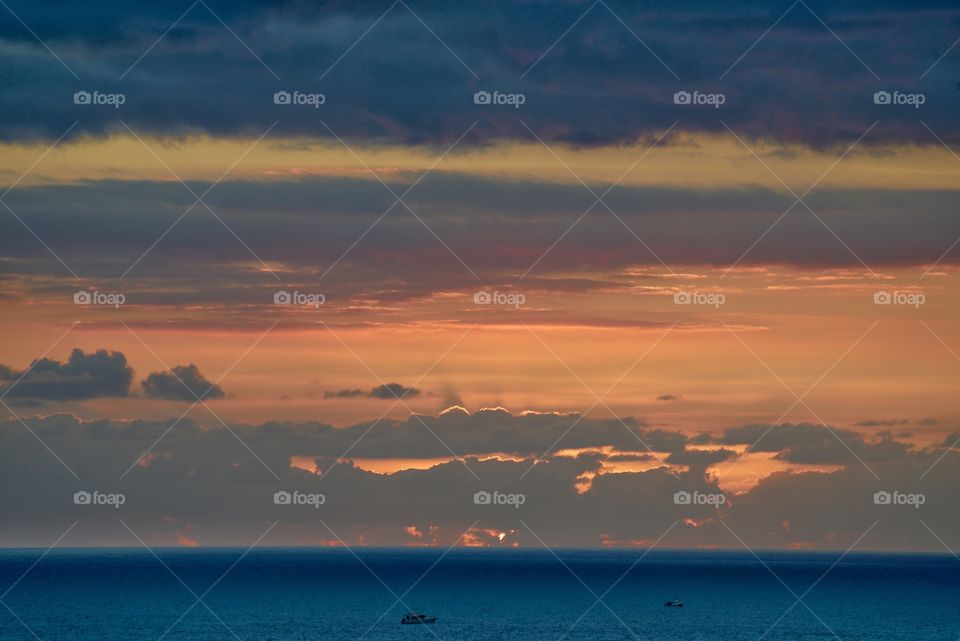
2, 132, 959, 190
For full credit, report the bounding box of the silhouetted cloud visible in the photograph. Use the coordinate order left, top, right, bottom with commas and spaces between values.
0, 348, 133, 400
368, 383, 420, 399
141, 364, 225, 401
324, 383, 421, 400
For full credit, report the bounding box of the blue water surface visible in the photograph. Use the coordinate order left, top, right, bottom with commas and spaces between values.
0, 548, 957, 640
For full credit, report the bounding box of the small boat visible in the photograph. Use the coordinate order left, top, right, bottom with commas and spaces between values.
401, 613, 438, 624
664, 599, 684, 608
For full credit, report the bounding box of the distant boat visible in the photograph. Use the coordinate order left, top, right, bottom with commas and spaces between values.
401, 613, 438, 624
664, 599, 684, 608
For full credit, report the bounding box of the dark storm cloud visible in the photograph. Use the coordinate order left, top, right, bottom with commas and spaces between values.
140, 364, 225, 401
1, 0, 959, 145
0, 348, 133, 400
0, 412, 956, 549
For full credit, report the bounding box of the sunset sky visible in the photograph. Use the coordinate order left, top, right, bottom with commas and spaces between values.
1, 0, 959, 551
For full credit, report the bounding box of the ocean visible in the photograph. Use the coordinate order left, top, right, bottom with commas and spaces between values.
0, 548, 956, 640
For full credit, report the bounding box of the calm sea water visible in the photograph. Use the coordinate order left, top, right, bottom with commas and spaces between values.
0, 548, 956, 640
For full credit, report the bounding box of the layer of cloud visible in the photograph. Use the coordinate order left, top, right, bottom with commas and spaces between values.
715, 423, 911, 465
1, 177, 958, 307
323, 388, 365, 399
0, 411, 954, 549
1, 1, 958, 146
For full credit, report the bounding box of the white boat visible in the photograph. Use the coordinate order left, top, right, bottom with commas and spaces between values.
664, 599, 684, 607
401, 613, 437, 624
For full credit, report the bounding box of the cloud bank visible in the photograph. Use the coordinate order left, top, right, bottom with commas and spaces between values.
1, 410, 955, 550
1, 0, 958, 145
